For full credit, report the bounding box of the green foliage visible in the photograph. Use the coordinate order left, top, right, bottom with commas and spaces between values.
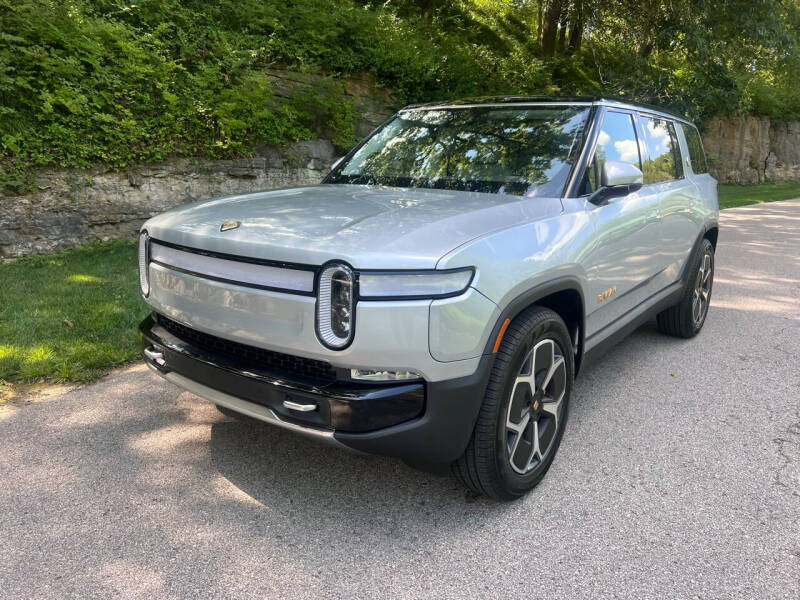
1, 0, 799, 193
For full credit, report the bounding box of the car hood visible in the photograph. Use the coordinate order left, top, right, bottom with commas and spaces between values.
143, 184, 563, 269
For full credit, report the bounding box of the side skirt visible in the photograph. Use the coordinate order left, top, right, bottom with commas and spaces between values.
581, 281, 683, 369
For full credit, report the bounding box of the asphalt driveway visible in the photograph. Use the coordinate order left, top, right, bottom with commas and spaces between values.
1, 200, 798, 599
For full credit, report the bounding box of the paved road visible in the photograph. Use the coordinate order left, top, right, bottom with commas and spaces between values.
2, 201, 799, 599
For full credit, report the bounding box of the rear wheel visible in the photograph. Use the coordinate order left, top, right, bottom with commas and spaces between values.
657, 238, 714, 338
453, 306, 574, 501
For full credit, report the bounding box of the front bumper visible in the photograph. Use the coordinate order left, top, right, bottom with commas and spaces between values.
140, 314, 492, 463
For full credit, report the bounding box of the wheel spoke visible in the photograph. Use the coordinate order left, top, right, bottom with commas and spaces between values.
542, 355, 564, 390
508, 377, 532, 427
508, 415, 535, 472
531, 421, 542, 462
507, 411, 530, 435
541, 388, 565, 418
532, 339, 554, 380
537, 416, 556, 458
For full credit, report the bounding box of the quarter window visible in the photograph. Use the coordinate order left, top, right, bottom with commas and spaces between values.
579, 111, 641, 196
682, 124, 708, 174
640, 117, 683, 183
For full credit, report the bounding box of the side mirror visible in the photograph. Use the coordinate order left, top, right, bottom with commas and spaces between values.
589, 160, 644, 205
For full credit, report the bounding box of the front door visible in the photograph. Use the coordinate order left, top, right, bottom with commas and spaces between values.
578, 109, 664, 337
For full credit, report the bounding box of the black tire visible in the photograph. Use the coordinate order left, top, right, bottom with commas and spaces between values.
657, 238, 714, 338
453, 306, 574, 501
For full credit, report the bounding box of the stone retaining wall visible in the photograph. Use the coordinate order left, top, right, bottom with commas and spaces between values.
702, 115, 800, 183
0, 140, 343, 257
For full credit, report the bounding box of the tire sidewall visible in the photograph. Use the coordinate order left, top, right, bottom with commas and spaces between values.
493, 314, 574, 495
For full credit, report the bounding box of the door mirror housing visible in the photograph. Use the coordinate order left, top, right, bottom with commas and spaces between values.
589, 160, 644, 205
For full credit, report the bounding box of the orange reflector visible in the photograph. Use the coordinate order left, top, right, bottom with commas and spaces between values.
492, 318, 511, 354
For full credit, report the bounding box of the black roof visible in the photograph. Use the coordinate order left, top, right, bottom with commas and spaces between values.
402, 95, 691, 123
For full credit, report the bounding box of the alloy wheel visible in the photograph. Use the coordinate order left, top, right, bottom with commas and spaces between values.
505, 339, 567, 474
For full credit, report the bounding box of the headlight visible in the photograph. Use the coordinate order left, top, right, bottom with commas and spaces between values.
316, 262, 355, 349
358, 268, 474, 300
138, 230, 150, 297
315, 263, 474, 350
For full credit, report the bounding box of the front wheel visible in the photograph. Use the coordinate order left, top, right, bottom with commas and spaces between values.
453, 306, 574, 501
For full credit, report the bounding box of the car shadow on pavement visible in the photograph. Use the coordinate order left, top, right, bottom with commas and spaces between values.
203, 318, 667, 517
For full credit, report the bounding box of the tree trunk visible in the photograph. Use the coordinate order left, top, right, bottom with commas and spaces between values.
539, 0, 565, 56
537, 0, 544, 39
567, 0, 584, 53
556, 21, 568, 54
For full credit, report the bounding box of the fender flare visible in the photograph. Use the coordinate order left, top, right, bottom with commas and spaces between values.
480, 276, 587, 372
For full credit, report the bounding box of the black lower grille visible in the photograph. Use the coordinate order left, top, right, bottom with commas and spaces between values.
155, 314, 337, 384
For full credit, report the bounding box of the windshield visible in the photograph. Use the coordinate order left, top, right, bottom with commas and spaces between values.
326, 106, 590, 196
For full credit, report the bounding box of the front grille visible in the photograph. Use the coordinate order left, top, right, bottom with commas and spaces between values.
155, 314, 337, 384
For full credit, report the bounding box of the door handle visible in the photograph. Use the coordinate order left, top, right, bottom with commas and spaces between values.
645, 213, 660, 224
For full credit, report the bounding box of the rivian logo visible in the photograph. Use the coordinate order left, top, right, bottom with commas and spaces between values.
220, 220, 241, 232
597, 286, 617, 303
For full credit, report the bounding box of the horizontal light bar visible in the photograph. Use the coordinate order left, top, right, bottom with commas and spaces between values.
149, 243, 314, 293
358, 268, 474, 299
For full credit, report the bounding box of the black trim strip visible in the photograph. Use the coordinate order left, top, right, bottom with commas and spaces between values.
151, 238, 319, 272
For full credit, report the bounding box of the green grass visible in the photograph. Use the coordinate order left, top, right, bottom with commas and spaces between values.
718, 182, 800, 209
0, 240, 148, 383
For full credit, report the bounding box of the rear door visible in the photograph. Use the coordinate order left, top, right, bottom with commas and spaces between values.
579, 108, 664, 336
636, 114, 698, 284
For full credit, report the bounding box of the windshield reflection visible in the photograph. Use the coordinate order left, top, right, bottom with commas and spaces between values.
326, 106, 589, 197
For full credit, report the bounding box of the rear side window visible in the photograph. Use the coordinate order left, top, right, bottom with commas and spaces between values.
640, 117, 683, 183
579, 111, 641, 196
682, 124, 708, 174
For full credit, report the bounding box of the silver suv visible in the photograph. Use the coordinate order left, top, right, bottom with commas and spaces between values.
139, 97, 718, 500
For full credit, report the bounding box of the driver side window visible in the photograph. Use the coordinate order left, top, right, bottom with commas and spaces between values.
580, 111, 642, 196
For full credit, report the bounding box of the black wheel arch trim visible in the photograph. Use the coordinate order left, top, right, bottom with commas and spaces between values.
481, 276, 586, 374
682, 222, 719, 287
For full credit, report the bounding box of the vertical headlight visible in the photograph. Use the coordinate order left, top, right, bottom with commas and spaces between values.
316, 263, 355, 349
138, 230, 150, 297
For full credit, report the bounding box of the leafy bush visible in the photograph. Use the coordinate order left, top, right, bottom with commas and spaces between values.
1, 0, 798, 194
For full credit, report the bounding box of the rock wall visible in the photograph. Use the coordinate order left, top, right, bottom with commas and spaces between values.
702, 115, 800, 183
0, 141, 346, 257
